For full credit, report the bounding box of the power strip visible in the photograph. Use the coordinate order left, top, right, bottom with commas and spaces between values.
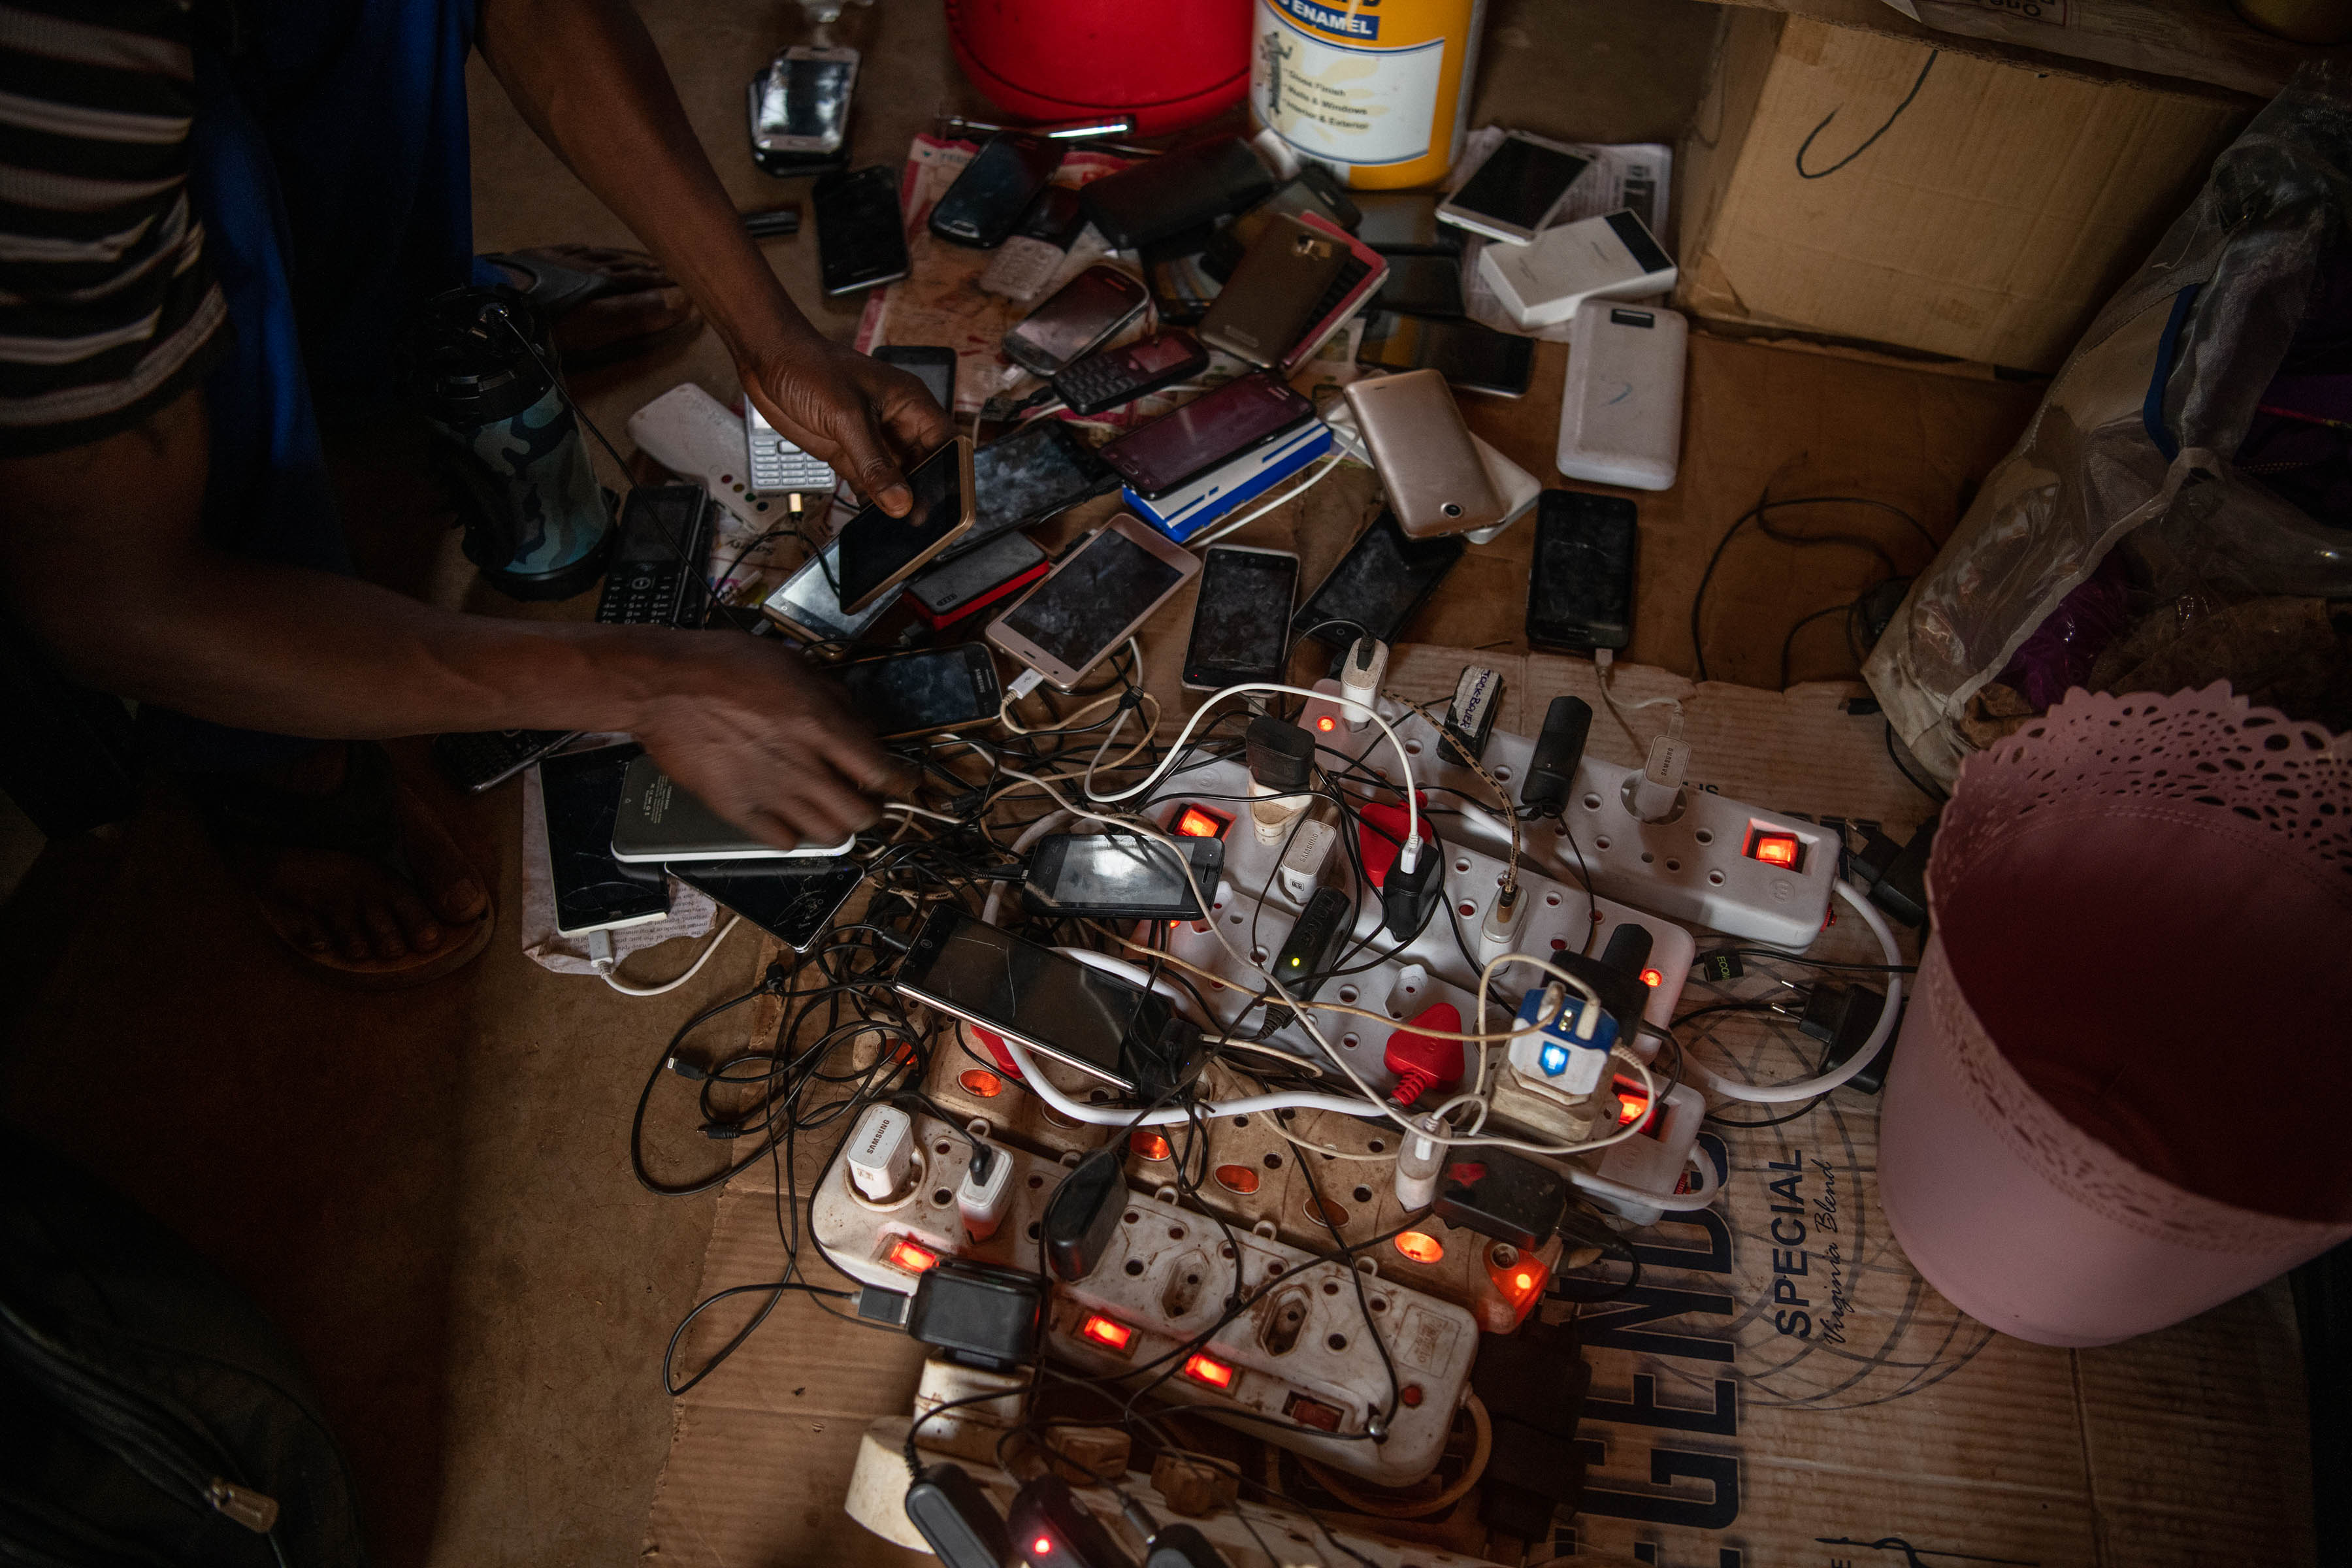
1048, 1182, 1477, 1488
847, 1413, 1515, 1568
811, 1115, 1477, 1486
1371, 702, 1842, 948
623, 382, 786, 537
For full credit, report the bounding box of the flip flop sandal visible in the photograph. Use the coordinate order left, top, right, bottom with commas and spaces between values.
178, 742, 496, 990
480, 248, 702, 374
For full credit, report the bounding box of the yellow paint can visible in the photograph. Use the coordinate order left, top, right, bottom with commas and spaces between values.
1249, 0, 1488, 190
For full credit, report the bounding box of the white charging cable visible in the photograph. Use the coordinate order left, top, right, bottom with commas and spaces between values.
1691, 880, 1904, 1103
589, 915, 743, 998
1083, 681, 1422, 874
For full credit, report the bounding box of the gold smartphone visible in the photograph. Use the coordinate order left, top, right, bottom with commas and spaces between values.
1198, 215, 1348, 368
1341, 369, 1506, 539
831, 436, 977, 613
985, 514, 1201, 691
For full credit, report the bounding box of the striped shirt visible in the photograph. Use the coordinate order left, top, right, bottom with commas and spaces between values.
0, 0, 225, 457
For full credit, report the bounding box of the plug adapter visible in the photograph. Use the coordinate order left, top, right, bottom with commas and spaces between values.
1009, 1473, 1130, 1568
1042, 1147, 1125, 1281
1380, 850, 1442, 940
1384, 1003, 1464, 1107
1627, 729, 1690, 821
1435, 1149, 1569, 1250
906, 1258, 1044, 1371
1441, 664, 1505, 766
1275, 810, 1339, 905
956, 1140, 1014, 1241
1519, 695, 1593, 816
1339, 636, 1388, 732
846, 1105, 914, 1201
905, 1464, 1014, 1568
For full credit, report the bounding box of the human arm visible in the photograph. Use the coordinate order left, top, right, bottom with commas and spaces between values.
472, 0, 953, 514
0, 388, 896, 847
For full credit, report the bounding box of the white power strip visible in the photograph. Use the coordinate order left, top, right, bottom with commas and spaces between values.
1377, 704, 1841, 948
623, 382, 785, 536
810, 1115, 1476, 1487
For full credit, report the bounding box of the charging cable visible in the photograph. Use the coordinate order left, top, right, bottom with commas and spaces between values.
589, 915, 743, 998
1690, 881, 1903, 1103
1183, 451, 1347, 550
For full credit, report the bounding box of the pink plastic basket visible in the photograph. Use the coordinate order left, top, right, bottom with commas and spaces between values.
1880, 685, 2352, 1346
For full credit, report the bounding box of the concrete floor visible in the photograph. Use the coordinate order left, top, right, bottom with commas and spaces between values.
0, 3, 1844, 1563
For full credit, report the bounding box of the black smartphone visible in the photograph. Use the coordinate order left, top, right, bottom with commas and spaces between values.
540, 744, 671, 936
596, 482, 714, 627
1527, 490, 1637, 653
1051, 331, 1209, 417
892, 906, 1177, 1090
929, 132, 1062, 248
1021, 832, 1224, 919
1078, 135, 1275, 252
1359, 311, 1535, 398
874, 344, 957, 414
1139, 224, 1224, 326
834, 437, 976, 612
830, 642, 1003, 739
1373, 254, 1465, 318
953, 420, 1116, 557
672, 860, 864, 951
1183, 544, 1299, 690
1097, 370, 1317, 498
814, 166, 910, 296
434, 727, 578, 794
1292, 510, 1466, 649
1002, 265, 1149, 376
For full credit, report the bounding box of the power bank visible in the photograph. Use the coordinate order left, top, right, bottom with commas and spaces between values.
1556, 301, 1687, 491
1477, 208, 1676, 332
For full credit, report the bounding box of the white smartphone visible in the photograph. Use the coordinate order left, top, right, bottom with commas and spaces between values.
610, 755, 854, 863
985, 515, 1201, 691
747, 46, 858, 157
1436, 131, 1593, 245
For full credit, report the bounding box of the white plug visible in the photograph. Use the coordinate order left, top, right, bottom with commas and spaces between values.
1394, 1115, 1445, 1210
956, 1141, 1014, 1241
1339, 637, 1388, 733
1277, 813, 1339, 905
1006, 667, 1047, 702
846, 1105, 913, 1201
1628, 716, 1690, 823
1477, 883, 1527, 958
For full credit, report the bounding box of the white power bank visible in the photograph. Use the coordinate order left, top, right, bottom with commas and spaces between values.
1477, 208, 1677, 332
1556, 300, 1687, 492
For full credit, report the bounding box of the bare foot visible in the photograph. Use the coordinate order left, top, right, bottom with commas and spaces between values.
220, 747, 490, 971
490, 244, 699, 363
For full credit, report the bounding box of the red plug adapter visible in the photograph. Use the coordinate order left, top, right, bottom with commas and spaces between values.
1385, 1002, 1464, 1107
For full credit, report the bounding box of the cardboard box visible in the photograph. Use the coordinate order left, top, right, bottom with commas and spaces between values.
1676, 10, 2250, 372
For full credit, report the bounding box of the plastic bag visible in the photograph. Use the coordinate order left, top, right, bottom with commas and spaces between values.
1865, 61, 2352, 785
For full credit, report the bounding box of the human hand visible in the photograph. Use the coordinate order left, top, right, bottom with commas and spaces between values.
628, 632, 904, 850
742, 337, 956, 517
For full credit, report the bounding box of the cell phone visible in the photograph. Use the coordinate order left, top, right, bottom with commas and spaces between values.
1050, 332, 1210, 418
1205, 167, 1363, 279
596, 483, 714, 627
1021, 832, 1224, 920
745, 402, 835, 494
1183, 545, 1299, 691
1343, 369, 1503, 539
1359, 311, 1535, 399
1097, 370, 1317, 499
1373, 253, 1465, 318
832, 437, 977, 613
874, 344, 958, 413
907, 530, 1049, 629
435, 727, 578, 794
760, 537, 894, 645
892, 906, 1179, 1092
813, 166, 910, 297
747, 46, 858, 158
1353, 191, 1454, 252
540, 744, 672, 936
831, 642, 1003, 740
610, 753, 853, 863
950, 421, 1117, 561
1077, 135, 1275, 252
1527, 490, 1637, 654
1002, 265, 1149, 377
986, 515, 1201, 691
929, 131, 1062, 248
1437, 131, 1593, 244
671, 860, 865, 951
1292, 510, 1466, 649
1198, 216, 1348, 368
979, 184, 1086, 302
1139, 226, 1224, 327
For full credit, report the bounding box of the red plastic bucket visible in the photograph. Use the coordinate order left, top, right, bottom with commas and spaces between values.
946, 0, 1252, 137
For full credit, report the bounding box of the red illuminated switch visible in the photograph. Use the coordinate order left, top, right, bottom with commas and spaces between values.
1744, 827, 1805, 872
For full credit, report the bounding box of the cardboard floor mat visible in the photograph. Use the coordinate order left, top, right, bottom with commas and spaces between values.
640, 652, 2314, 1568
